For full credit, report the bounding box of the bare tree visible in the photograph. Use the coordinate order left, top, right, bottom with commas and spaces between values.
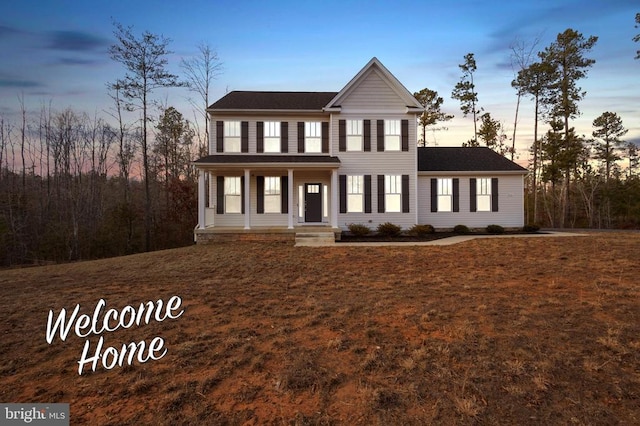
180, 43, 222, 153
509, 35, 540, 160
109, 21, 184, 251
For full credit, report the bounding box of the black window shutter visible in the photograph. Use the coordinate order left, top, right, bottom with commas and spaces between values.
321, 122, 329, 153
297, 122, 305, 153
241, 121, 249, 152
401, 119, 409, 151
216, 121, 224, 153
430, 178, 437, 212
469, 178, 477, 212
256, 122, 264, 153
363, 120, 371, 152
339, 175, 347, 213
377, 120, 384, 152
453, 178, 459, 212
338, 120, 346, 152
216, 176, 224, 214
402, 174, 410, 213
491, 178, 499, 212
241, 176, 245, 214
364, 175, 372, 213
256, 176, 264, 214
281, 176, 288, 214
377, 175, 385, 213
281, 122, 288, 153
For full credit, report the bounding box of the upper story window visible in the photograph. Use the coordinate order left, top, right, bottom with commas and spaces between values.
437, 178, 452, 212
224, 121, 241, 153
476, 178, 492, 212
385, 120, 401, 151
346, 120, 363, 151
264, 121, 281, 153
385, 175, 402, 213
305, 122, 322, 153
264, 176, 281, 213
224, 176, 242, 213
347, 175, 363, 213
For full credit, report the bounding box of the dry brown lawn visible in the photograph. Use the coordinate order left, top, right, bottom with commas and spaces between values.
1, 233, 639, 425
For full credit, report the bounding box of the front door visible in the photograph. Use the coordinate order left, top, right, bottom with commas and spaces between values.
305, 183, 322, 223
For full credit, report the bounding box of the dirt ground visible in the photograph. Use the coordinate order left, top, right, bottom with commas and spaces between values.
1, 233, 639, 425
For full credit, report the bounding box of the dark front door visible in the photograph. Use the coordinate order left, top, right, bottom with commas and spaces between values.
305, 183, 322, 222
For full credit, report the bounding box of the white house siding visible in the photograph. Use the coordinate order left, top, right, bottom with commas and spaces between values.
209, 113, 329, 155
332, 113, 419, 230
339, 69, 407, 111
417, 174, 524, 229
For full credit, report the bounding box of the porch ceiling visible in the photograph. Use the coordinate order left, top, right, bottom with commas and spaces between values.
194, 154, 341, 170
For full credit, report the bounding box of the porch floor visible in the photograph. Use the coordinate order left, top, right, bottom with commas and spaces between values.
194, 225, 342, 243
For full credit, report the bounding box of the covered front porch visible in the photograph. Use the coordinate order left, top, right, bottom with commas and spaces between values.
193, 155, 341, 242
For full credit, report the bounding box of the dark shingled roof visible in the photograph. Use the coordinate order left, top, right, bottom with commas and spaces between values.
418, 147, 527, 172
194, 155, 340, 164
208, 91, 339, 111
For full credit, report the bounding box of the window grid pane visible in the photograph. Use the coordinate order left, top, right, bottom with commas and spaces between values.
305, 122, 321, 137
385, 120, 400, 135
346, 120, 362, 136
265, 121, 280, 137
437, 178, 452, 212
224, 176, 241, 213
224, 121, 241, 137
264, 177, 281, 213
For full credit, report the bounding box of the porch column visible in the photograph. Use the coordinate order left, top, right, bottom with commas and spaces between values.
198, 169, 206, 229
288, 169, 294, 229
331, 169, 338, 228
244, 169, 251, 230
208, 172, 215, 208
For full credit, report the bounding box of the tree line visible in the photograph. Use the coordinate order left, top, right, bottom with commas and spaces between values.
0, 22, 220, 266
415, 18, 640, 229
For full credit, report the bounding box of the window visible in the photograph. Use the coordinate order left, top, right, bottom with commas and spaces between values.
224, 121, 241, 152
264, 121, 280, 153
305, 122, 322, 153
437, 178, 452, 212
385, 175, 402, 213
346, 120, 363, 151
224, 177, 242, 213
477, 178, 491, 212
264, 176, 281, 213
347, 175, 363, 213
385, 120, 401, 151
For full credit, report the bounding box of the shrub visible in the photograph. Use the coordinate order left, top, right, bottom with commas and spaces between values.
348, 223, 371, 237
523, 224, 540, 233
486, 224, 505, 234
408, 224, 435, 237
376, 222, 402, 237
453, 224, 471, 234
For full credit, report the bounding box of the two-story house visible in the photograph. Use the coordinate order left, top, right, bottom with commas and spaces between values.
194, 57, 527, 242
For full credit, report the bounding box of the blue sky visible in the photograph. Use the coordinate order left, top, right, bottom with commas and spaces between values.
1, 0, 638, 158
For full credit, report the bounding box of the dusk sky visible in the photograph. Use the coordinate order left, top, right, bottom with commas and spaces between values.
1, 0, 638, 159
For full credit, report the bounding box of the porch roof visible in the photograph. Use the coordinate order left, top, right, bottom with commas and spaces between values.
194, 154, 341, 169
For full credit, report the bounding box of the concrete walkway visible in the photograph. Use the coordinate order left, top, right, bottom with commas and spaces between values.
295, 231, 588, 247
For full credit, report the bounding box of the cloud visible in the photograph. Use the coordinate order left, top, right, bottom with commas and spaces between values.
54, 57, 101, 66
0, 24, 21, 38
0, 78, 42, 88
47, 30, 109, 52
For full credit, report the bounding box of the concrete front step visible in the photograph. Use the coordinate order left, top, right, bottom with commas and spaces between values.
295, 232, 336, 246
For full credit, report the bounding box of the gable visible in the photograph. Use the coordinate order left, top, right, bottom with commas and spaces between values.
338, 68, 407, 111
325, 57, 423, 113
